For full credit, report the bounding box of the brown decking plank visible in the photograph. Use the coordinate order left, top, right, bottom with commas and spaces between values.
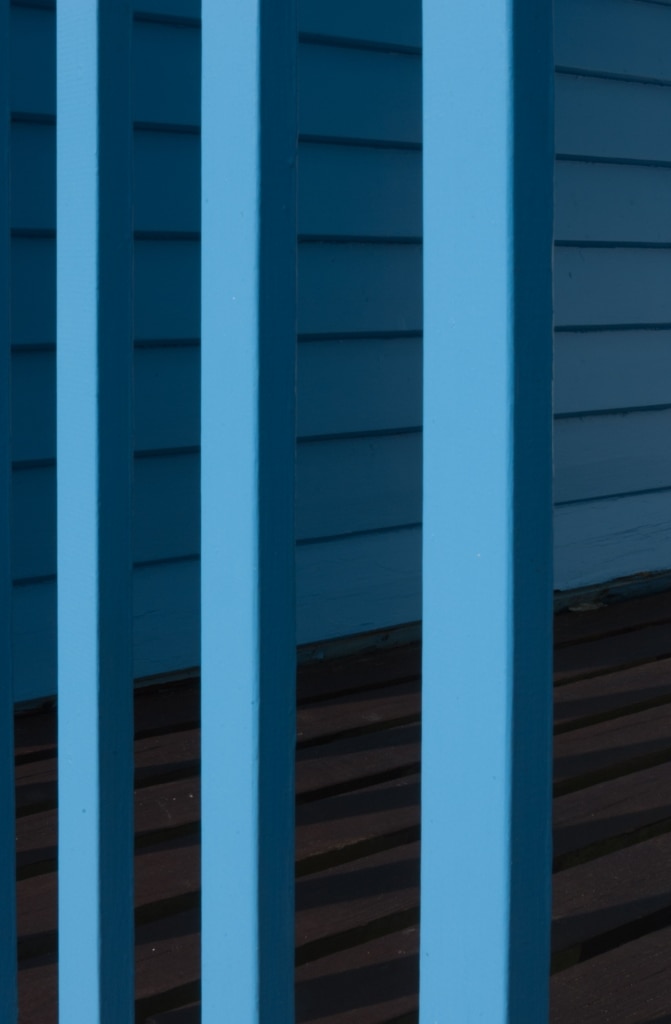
17, 774, 201, 871
296, 841, 419, 954
295, 926, 419, 1024
554, 621, 671, 685
553, 760, 671, 861
554, 703, 671, 790
552, 831, 671, 954
550, 924, 671, 1023
296, 722, 420, 800
296, 774, 420, 864
554, 658, 671, 730
554, 589, 671, 647
297, 645, 421, 704
19, 911, 201, 1024
298, 679, 420, 745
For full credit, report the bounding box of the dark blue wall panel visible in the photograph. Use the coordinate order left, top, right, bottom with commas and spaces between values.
553, 0, 671, 590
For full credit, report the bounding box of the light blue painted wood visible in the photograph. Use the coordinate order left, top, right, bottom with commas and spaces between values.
555, 410, 671, 504
201, 0, 296, 1020
56, 2, 134, 1021
0, 0, 17, 1014
297, 337, 422, 437
554, 331, 671, 415
555, 161, 671, 244
555, 247, 671, 328
555, 490, 671, 590
298, 242, 422, 336
556, 73, 671, 162
421, 1, 553, 1021
298, 0, 421, 49
298, 143, 421, 239
555, 0, 671, 82
299, 43, 421, 144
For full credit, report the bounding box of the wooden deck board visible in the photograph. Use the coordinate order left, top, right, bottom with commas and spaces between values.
14, 595, 671, 1022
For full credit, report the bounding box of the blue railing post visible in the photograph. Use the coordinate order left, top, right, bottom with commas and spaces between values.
200, 0, 297, 1021
56, 2, 134, 1021
421, 1, 554, 1021
0, 0, 17, 1017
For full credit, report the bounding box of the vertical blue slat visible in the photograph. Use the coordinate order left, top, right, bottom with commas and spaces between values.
57, 3, 134, 1022
0, 0, 17, 1018
420, 1, 554, 1022
201, 0, 297, 1020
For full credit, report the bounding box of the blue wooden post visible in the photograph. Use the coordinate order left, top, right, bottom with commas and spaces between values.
201, 0, 297, 1021
421, 1, 554, 1022
0, 0, 17, 1018
57, 3, 134, 1022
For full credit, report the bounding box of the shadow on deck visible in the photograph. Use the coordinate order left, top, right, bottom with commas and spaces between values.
14, 588, 671, 1023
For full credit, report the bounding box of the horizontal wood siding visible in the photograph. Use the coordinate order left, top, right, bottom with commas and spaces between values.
9, 1, 205, 701
553, 0, 671, 590
10, 0, 423, 700
295, 15, 423, 646
13, 0, 668, 699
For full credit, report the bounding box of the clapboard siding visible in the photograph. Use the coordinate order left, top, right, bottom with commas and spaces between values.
297, 337, 422, 437
555, 490, 671, 591
11, 346, 201, 462
10, 121, 54, 231
10, 4, 53, 117
134, 129, 199, 234
555, 161, 671, 244
9, 0, 426, 703
554, 410, 671, 505
554, 247, 671, 329
297, 243, 422, 337
554, 331, 671, 415
553, 0, 671, 589
297, 0, 421, 50
298, 43, 421, 145
11, 236, 54, 346
556, 74, 671, 163
555, 0, 671, 81
298, 143, 421, 239
295, 433, 422, 540
132, 20, 200, 127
